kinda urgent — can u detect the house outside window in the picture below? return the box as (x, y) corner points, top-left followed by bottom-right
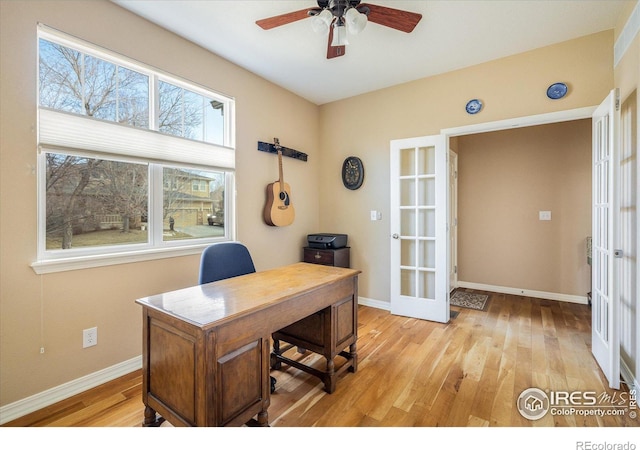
(34, 26), (236, 273)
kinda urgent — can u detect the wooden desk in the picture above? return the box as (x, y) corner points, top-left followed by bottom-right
(136, 262), (360, 427)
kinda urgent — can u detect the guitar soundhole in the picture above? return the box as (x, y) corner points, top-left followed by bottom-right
(280, 191), (290, 206)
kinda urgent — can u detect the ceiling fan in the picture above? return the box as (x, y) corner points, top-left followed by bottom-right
(256, 1), (422, 59)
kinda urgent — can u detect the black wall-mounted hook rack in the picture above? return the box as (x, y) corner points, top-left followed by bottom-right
(258, 140), (308, 162)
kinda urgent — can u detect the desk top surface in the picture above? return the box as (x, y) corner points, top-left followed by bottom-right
(136, 262), (360, 327)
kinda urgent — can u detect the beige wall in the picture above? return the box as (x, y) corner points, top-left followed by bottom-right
(2, 0), (638, 412)
(318, 31), (614, 304)
(0, 0), (320, 406)
(456, 120), (592, 296)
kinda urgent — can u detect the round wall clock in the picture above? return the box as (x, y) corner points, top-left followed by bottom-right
(342, 156), (364, 190)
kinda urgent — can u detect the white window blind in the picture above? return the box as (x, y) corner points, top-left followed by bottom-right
(39, 108), (235, 170)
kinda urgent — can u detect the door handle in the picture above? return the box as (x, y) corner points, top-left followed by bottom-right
(392, 233), (399, 239)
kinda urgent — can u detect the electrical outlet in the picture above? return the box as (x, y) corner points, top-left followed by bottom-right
(83, 327), (97, 348)
(539, 211), (552, 221)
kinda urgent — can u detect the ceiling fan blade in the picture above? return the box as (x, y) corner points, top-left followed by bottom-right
(327, 23), (346, 59)
(256, 8), (313, 30)
(359, 3), (422, 33)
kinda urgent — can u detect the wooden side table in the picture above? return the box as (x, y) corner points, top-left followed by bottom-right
(303, 246), (350, 268)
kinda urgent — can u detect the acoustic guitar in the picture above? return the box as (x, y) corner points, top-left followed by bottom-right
(264, 138), (295, 226)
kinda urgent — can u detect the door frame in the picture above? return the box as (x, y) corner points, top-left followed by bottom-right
(442, 106), (597, 138)
(449, 149), (458, 292)
(441, 105), (597, 291)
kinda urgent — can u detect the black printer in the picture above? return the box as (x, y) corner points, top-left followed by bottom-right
(307, 233), (348, 249)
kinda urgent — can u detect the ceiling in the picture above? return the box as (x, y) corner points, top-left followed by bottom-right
(113, 0), (631, 105)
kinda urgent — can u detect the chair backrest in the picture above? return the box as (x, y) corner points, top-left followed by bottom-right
(198, 242), (256, 285)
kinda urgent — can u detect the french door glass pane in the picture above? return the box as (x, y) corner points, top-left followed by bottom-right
(418, 209), (436, 238)
(400, 148), (415, 176)
(400, 179), (415, 206)
(418, 177), (435, 206)
(418, 146), (435, 175)
(401, 210), (415, 236)
(401, 269), (416, 296)
(420, 239), (436, 268)
(419, 270), (436, 299)
(401, 240), (415, 267)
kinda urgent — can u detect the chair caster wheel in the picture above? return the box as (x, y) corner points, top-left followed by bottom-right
(270, 376), (276, 393)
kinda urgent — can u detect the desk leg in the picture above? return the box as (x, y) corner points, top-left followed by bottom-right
(245, 411), (269, 427)
(271, 338), (282, 370)
(142, 406), (165, 427)
(348, 341), (357, 373)
(324, 358), (336, 394)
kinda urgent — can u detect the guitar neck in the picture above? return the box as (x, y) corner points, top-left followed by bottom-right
(277, 149), (285, 191)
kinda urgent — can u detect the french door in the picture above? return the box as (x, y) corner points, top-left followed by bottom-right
(591, 89), (620, 389)
(390, 135), (449, 323)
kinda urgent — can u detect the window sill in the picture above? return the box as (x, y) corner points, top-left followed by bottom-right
(31, 244), (210, 274)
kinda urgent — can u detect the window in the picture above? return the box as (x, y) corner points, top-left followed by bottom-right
(158, 81), (225, 145)
(34, 26), (235, 273)
(39, 39), (150, 127)
(45, 153), (149, 250)
(163, 168), (225, 242)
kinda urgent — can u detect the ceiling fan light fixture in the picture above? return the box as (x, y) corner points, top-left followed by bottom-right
(331, 22), (349, 46)
(311, 8), (333, 35)
(345, 7), (367, 35)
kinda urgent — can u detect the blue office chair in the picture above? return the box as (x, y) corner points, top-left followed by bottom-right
(198, 242), (256, 284)
(198, 242), (276, 393)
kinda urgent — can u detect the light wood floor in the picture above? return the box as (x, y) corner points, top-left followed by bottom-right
(5, 292), (638, 427)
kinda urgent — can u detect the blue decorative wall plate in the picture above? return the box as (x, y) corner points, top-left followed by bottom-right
(546, 82), (568, 99)
(465, 99), (483, 114)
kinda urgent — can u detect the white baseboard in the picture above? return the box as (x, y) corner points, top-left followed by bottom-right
(0, 356), (142, 425)
(457, 281), (589, 305)
(358, 296), (390, 311)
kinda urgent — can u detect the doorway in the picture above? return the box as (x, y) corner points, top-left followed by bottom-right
(443, 100), (637, 391)
(443, 107), (596, 302)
